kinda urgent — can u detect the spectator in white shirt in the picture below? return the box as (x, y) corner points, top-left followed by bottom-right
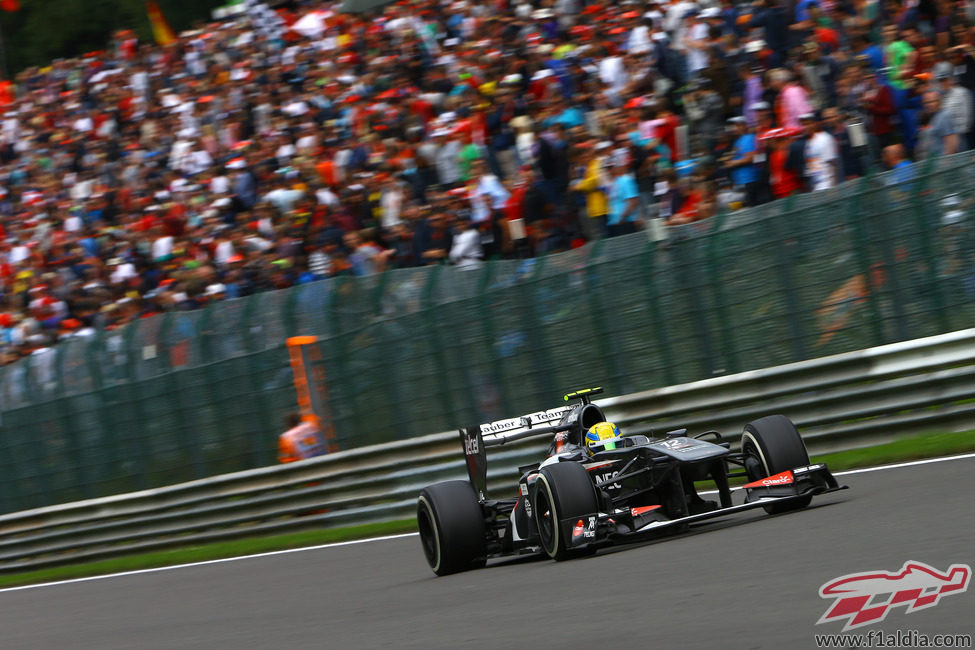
(152, 229), (175, 263)
(209, 173), (230, 195)
(316, 185), (340, 208)
(683, 10), (710, 78)
(598, 51), (628, 99)
(72, 109), (94, 134)
(380, 177), (405, 229)
(627, 17), (652, 55)
(937, 70), (973, 149)
(264, 176), (304, 214)
(434, 129), (462, 186)
(470, 159), (510, 223)
(449, 217), (484, 267)
(108, 258), (139, 285)
(802, 113), (839, 192)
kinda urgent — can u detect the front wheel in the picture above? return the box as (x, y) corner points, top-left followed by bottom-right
(741, 415), (812, 514)
(417, 481), (487, 576)
(532, 462), (600, 561)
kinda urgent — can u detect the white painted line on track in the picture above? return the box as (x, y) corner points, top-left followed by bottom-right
(1, 451), (973, 594)
(0, 533), (418, 594)
(832, 451), (975, 476)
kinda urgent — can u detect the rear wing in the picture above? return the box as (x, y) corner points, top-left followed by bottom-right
(459, 406), (575, 500)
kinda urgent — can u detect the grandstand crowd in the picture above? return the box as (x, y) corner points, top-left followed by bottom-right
(0, 0), (973, 362)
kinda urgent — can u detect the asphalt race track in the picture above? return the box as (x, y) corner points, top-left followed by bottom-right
(0, 455), (972, 649)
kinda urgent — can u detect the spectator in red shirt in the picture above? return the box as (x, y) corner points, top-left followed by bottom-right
(767, 129), (804, 199)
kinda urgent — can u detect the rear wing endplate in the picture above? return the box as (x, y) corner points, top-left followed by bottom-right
(458, 406), (575, 499)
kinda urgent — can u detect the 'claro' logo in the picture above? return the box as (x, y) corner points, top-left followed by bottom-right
(743, 470), (795, 489)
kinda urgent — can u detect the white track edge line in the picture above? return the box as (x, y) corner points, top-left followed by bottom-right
(0, 533), (419, 594)
(1, 451), (973, 594)
(832, 451), (975, 475)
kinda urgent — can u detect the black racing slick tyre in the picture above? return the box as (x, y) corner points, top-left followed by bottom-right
(741, 415), (812, 514)
(417, 481), (487, 576)
(532, 462), (600, 561)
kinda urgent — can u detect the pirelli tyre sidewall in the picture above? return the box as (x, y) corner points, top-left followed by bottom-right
(741, 415), (813, 514)
(532, 461), (599, 561)
(417, 481), (487, 576)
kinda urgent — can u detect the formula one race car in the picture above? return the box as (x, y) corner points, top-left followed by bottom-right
(417, 388), (846, 576)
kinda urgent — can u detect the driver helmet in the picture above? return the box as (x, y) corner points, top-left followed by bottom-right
(585, 422), (620, 456)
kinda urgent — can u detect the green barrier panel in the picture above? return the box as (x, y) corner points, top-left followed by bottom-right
(477, 261), (516, 417)
(585, 239), (627, 394)
(642, 239), (677, 387)
(421, 266), (462, 427)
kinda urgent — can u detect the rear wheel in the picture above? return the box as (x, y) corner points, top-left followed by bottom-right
(532, 462), (600, 561)
(417, 481), (487, 576)
(741, 415), (812, 514)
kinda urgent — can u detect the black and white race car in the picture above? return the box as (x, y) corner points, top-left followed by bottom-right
(417, 388), (846, 576)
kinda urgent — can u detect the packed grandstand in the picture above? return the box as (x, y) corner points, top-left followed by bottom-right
(0, 0), (971, 363)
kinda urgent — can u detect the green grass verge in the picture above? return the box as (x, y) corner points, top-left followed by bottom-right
(2, 429), (974, 590)
(0, 519), (418, 590)
(811, 430), (975, 471)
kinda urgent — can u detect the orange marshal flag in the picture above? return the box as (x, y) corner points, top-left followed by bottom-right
(146, 0), (176, 45)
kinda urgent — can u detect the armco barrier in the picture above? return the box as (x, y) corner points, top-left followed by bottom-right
(1, 328), (974, 573)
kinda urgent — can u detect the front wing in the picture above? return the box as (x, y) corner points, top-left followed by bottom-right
(558, 463), (847, 548)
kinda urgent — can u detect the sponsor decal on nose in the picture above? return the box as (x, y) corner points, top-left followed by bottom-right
(743, 470), (794, 489)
